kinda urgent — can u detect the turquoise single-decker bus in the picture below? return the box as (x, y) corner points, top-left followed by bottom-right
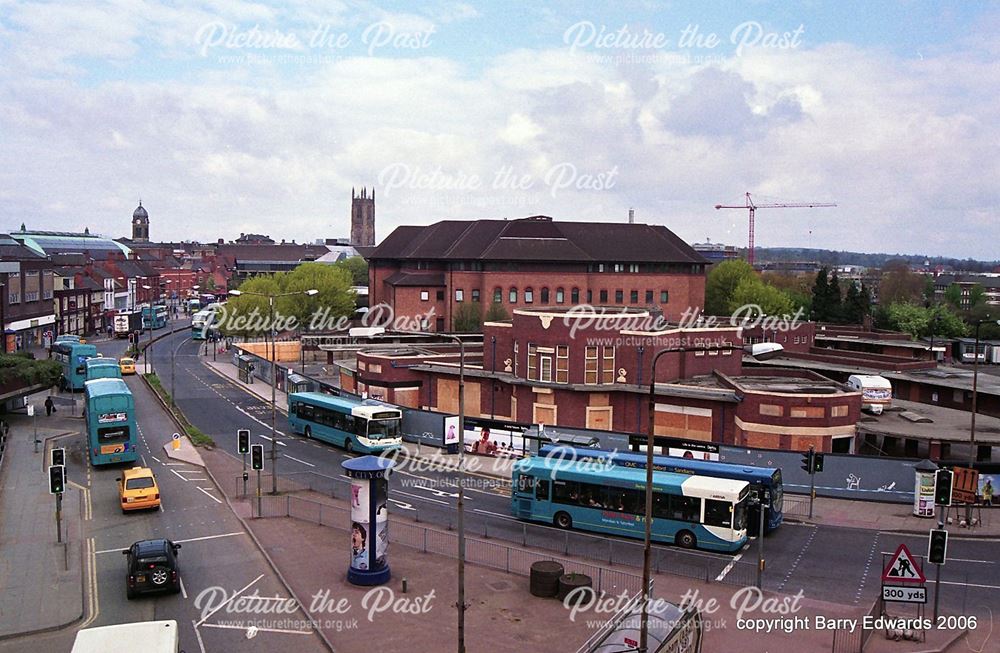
(84, 378), (138, 466)
(52, 342), (98, 391)
(191, 308), (219, 340)
(142, 305), (168, 330)
(511, 455), (750, 553)
(287, 392), (403, 454)
(84, 357), (122, 381)
(539, 444), (784, 532)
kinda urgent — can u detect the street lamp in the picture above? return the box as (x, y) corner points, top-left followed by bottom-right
(229, 287), (318, 495)
(142, 284), (153, 375)
(969, 318), (1000, 466)
(377, 330), (468, 653)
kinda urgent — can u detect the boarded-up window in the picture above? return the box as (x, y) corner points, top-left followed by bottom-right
(601, 346), (615, 384)
(791, 406), (825, 418)
(556, 346), (569, 383)
(831, 405), (849, 417)
(585, 346), (598, 385)
(759, 404), (783, 417)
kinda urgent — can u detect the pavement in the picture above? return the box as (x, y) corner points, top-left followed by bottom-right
(0, 394), (85, 640)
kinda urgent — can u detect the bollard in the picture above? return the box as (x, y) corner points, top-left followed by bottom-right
(402, 578), (408, 594)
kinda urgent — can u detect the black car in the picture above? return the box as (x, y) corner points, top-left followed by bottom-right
(123, 539), (182, 599)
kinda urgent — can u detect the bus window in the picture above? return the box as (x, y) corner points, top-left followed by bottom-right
(535, 479), (549, 501)
(367, 419), (399, 439)
(669, 496), (700, 523)
(516, 474), (534, 494)
(99, 427), (130, 442)
(703, 500), (733, 528)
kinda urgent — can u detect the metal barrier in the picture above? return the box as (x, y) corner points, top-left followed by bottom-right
(235, 470), (342, 498)
(831, 597), (880, 653)
(0, 421), (7, 470)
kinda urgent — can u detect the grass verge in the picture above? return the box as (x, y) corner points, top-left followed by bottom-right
(143, 372), (216, 447)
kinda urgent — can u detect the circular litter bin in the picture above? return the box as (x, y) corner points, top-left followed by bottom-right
(529, 561), (564, 597)
(557, 573), (594, 605)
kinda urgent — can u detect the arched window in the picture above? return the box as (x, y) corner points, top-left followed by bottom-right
(540, 287), (550, 303)
(509, 287), (518, 304)
(571, 287), (579, 304)
(524, 287), (534, 303)
(493, 287), (502, 303)
(556, 287), (565, 303)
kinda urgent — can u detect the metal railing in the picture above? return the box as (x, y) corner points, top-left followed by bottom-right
(0, 421), (8, 470)
(831, 596), (880, 653)
(235, 470), (342, 499)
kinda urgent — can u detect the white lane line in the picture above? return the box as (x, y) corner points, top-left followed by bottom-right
(197, 487), (223, 504)
(141, 454), (148, 467)
(170, 469), (189, 482)
(194, 574), (265, 628)
(777, 525), (817, 592)
(855, 533), (880, 605)
(200, 623), (313, 635)
(150, 455), (162, 463)
(938, 579), (1000, 589)
(179, 577), (188, 599)
(715, 545), (748, 582)
(394, 489), (449, 506)
(95, 531), (246, 555)
(164, 463), (187, 466)
(192, 620), (207, 653)
(283, 454), (315, 467)
(257, 434), (288, 447)
(473, 508), (518, 521)
(184, 477), (208, 481)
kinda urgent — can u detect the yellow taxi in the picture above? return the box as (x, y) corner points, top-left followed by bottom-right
(117, 467), (161, 513)
(119, 357), (136, 375)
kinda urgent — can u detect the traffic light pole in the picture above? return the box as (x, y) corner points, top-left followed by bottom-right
(242, 453), (248, 497)
(256, 470), (262, 518)
(55, 492), (62, 543)
(808, 446), (816, 518)
(756, 500), (766, 589)
(933, 562), (941, 622)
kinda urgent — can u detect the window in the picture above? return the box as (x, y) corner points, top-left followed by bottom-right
(527, 343), (537, 380)
(602, 346), (615, 384)
(645, 290), (653, 303)
(703, 500), (733, 528)
(586, 290), (592, 303)
(540, 288), (549, 303)
(513, 341), (519, 376)
(653, 494), (700, 522)
(660, 291), (669, 303)
(524, 287), (534, 303)
(630, 290), (639, 304)
(760, 404), (783, 417)
(599, 289), (608, 303)
(628, 264), (639, 273)
(25, 291), (39, 302)
(436, 290), (444, 301)
(8, 291), (19, 304)
(455, 289), (464, 302)
(535, 479), (549, 501)
(585, 346), (598, 384)
(471, 289), (480, 302)
(791, 406), (826, 419)
(831, 405), (849, 417)
(493, 287), (502, 303)
(509, 287), (518, 303)
(555, 288), (564, 303)
(420, 291), (429, 301)
(540, 355), (552, 383)
(613, 263), (624, 272)
(615, 289), (623, 304)
(571, 288), (579, 303)
(556, 346), (569, 383)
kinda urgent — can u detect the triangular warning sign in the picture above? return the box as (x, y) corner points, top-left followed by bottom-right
(881, 543), (926, 583)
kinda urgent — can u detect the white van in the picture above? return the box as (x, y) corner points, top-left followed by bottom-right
(72, 620), (180, 653)
(847, 375), (892, 414)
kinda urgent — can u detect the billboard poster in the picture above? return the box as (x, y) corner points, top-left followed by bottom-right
(350, 480), (370, 571)
(444, 415), (459, 445)
(979, 474), (997, 505)
(374, 477), (388, 569)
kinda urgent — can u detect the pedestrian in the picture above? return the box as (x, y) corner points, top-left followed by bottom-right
(44, 396), (54, 416)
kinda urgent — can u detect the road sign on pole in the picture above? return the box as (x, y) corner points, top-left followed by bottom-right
(882, 543), (926, 583)
(171, 432), (181, 451)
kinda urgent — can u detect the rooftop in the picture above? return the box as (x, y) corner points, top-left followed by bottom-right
(858, 398), (1000, 444)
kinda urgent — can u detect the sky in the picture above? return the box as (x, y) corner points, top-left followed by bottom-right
(1, 1), (998, 259)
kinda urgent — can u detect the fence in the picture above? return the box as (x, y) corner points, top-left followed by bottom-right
(0, 421), (8, 470)
(831, 596), (880, 652)
(234, 470), (343, 499)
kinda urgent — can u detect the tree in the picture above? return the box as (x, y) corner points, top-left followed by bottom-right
(843, 282), (862, 324)
(762, 272), (813, 315)
(202, 276), (216, 291)
(879, 260), (926, 305)
(335, 256), (369, 286)
(729, 277), (795, 316)
(705, 260), (755, 316)
(811, 268), (832, 321)
(827, 271), (844, 322)
(943, 284), (963, 310)
(928, 306), (966, 338)
(0, 353), (62, 388)
(887, 303), (930, 339)
(453, 302), (482, 332)
(485, 301), (509, 322)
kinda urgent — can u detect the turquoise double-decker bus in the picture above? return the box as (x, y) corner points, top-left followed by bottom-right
(84, 378), (138, 466)
(142, 305), (168, 330)
(511, 456), (750, 553)
(51, 342), (98, 391)
(84, 358), (122, 381)
(539, 444), (784, 532)
(287, 392), (403, 454)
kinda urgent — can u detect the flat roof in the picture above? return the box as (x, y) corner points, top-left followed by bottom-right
(816, 334), (931, 350)
(858, 398), (1000, 444)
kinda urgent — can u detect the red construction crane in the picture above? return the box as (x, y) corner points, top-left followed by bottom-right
(715, 192), (836, 266)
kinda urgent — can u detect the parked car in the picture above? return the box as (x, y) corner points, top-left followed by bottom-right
(117, 467), (161, 513)
(119, 357), (136, 375)
(123, 539), (181, 599)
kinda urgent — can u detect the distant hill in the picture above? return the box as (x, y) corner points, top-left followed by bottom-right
(753, 247), (999, 272)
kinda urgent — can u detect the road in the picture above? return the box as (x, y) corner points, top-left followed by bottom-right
(147, 328), (1000, 618)
(0, 326), (327, 653)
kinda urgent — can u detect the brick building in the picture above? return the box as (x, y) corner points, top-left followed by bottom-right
(0, 234), (56, 352)
(368, 215), (709, 331)
(341, 307), (861, 453)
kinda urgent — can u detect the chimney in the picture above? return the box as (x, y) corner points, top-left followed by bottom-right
(628, 208), (634, 224)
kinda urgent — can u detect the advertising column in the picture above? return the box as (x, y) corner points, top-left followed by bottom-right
(342, 455), (395, 586)
(913, 459), (938, 518)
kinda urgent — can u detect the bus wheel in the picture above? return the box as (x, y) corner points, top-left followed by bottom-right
(676, 530), (697, 549)
(304, 426), (312, 439)
(554, 512), (572, 529)
(344, 439), (353, 454)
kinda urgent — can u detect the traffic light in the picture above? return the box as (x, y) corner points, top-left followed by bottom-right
(237, 429), (250, 455)
(128, 332), (135, 343)
(251, 444), (264, 470)
(48, 465), (65, 494)
(934, 468), (953, 506)
(801, 449), (814, 473)
(928, 528), (948, 565)
(51, 447), (65, 467)
(813, 453), (824, 473)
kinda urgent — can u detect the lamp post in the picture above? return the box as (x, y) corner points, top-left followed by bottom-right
(969, 318), (1000, 467)
(641, 343), (742, 652)
(142, 284), (153, 375)
(379, 330), (467, 653)
(229, 288), (318, 495)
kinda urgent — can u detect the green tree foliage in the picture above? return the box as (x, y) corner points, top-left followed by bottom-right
(810, 268), (833, 321)
(484, 301), (509, 322)
(453, 302), (483, 332)
(943, 284), (963, 310)
(705, 260), (755, 316)
(842, 282), (873, 324)
(218, 263), (355, 337)
(885, 304), (967, 339)
(335, 257), (369, 286)
(827, 271), (844, 322)
(729, 277), (795, 316)
(202, 276), (216, 291)
(928, 307), (967, 338)
(762, 272), (812, 315)
(0, 353), (62, 388)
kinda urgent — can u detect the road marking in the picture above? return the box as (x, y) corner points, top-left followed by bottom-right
(257, 434), (288, 447)
(192, 620), (207, 653)
(938, 579), (1000, 589)
(151, 454), (162, 463)
(855, 533), (880, 604)
(715, 544), (748, 582)
(170, 469), (190, 482)
(197, 487), (223, 504)
(389, 499), (415, 511)
(195, 574), (265, 628)
(79, 538), (100, 628)
(777, 525), (817, 592)
(141, 454), (148, 466)
(179, 576), (188, 599)
(473, 508), (518, 521)
(283, 454), (316, 467)
(395, 489), (450, 506)
(164, 462), (187, 466)
(96, 531), (246, 554)
(200, 623), (314, 635)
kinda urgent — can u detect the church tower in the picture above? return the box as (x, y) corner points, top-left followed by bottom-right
(350, 187), (375, 247)
(132, 201), (149, 242)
